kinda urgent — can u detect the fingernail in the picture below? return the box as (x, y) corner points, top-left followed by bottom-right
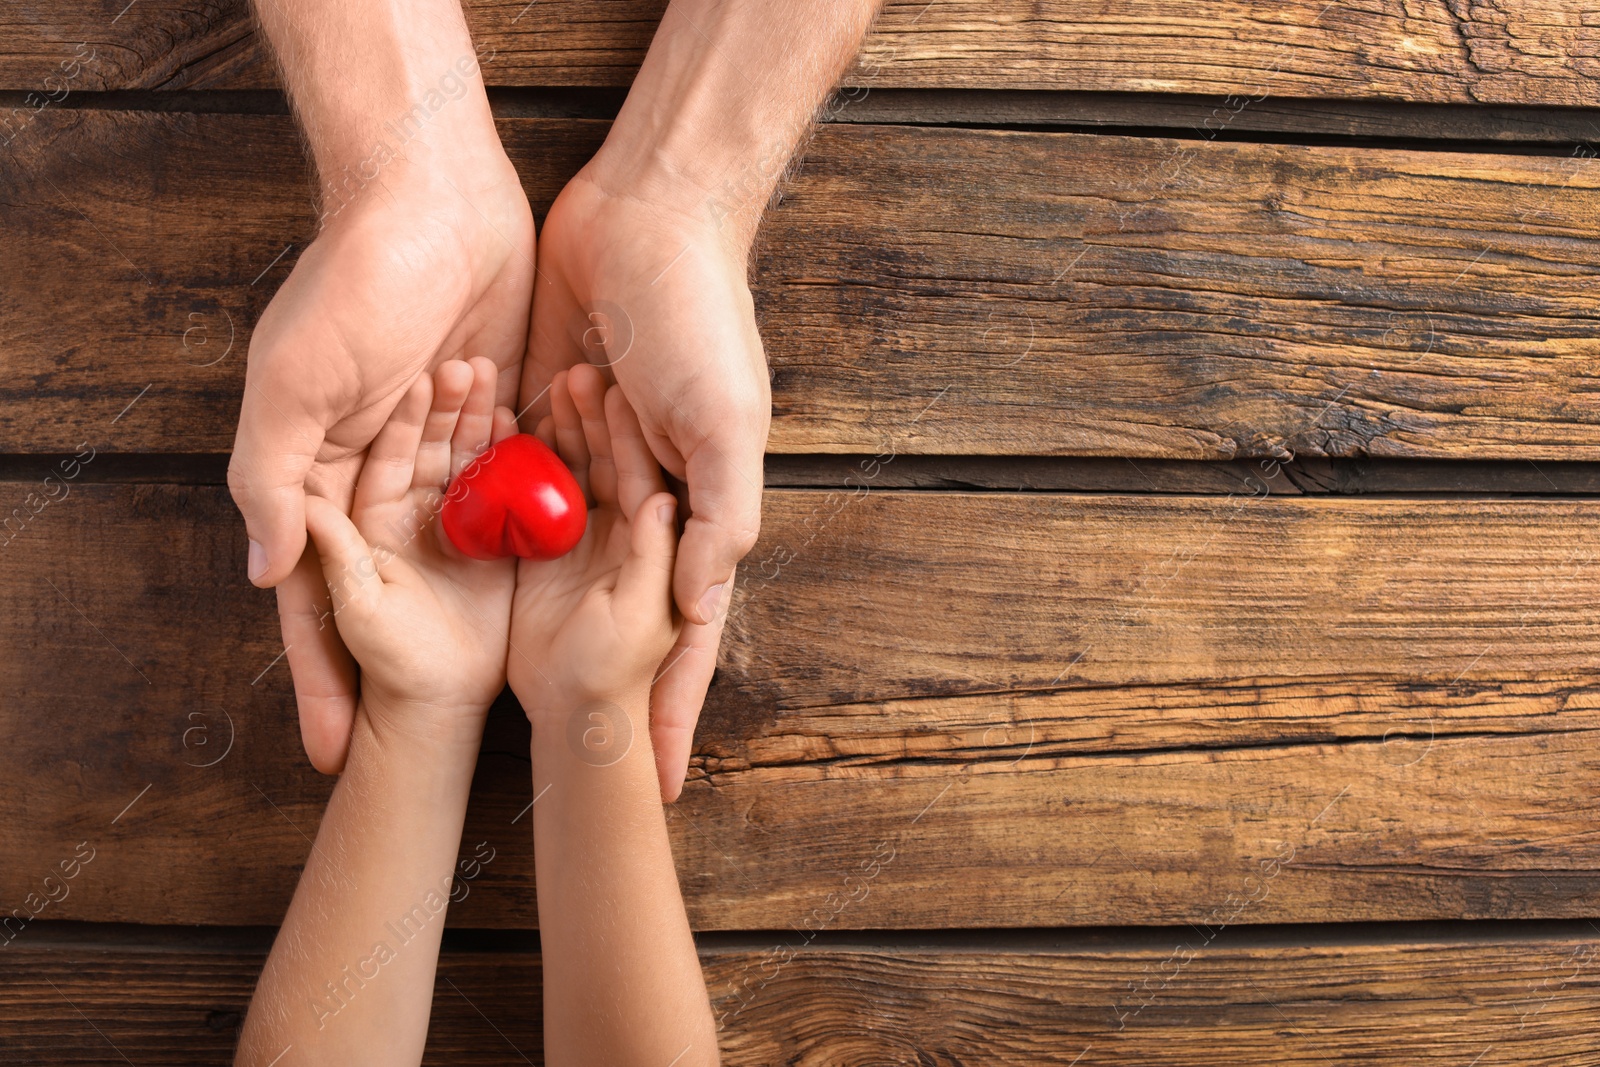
(247, 539), (268, 582)
(657, 501), (675, 525)
(697, 582), (725, 623)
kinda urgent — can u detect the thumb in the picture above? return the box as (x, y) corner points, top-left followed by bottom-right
(613, 493), (681, 630)
(675, 446), (764, 626)
(304, 495), (383, 628)
(229, 378), (326, 588)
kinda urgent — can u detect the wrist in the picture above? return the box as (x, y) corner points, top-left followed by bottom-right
(304, 123), (531, 314)
(256, 0), (506, 226)
(582, 0), (880, 254)
(355, 689), (489, 773)
(309, 77), (511, 234)
(528, 693), (656, 776)
(513, 678), (653, 728)
(582, 14), (805, 254)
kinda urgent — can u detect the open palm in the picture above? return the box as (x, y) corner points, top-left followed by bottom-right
(521, 173), (769, 794)
(234, 170), (535, 773)
(508, 364), (682, 717)
(305, 358), (517, 731)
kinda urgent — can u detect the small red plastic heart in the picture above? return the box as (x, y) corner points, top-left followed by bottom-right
(441, 434), (587, 561)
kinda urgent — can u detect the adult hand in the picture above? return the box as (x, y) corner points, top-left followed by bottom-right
(523, 169), (769, 801)
(234, 0), (536, 774)
(522, 0), (882, 801)
(231, 155), (534, 773)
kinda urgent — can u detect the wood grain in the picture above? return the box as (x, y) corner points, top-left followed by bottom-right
(5, 111), (1600, 459)
(3, 484), (1599, 929)
(714, 491), (1600, 708)
(3, 927), (1598, 1064)
(4, 1), (1600, 104)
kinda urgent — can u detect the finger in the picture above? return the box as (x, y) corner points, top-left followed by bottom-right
(229, 374), (326, 589)
(354, 375), (432, 512)
(533, 414), (557, 452)
(613, 492), (680, 634)
(642, 424), (688, 484)
(571, 365), (618, 511)
(550, 370), (592, 502)
(491, 405), (519, 445)
(305, 494), (385, 626)
(648, 604), (725, 803)
(416, 360), (473, 490)
(305, 452), (362, 515)
(451, 356), (499, 478)
(275, 545), (359, 775)
(605, 385), (668, 519)
(676, 444), (765, 625)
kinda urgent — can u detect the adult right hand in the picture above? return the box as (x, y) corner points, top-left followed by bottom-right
(521, 170), (769, 802)
(230, 153), (534, 773)
(517, 0), (883, 801)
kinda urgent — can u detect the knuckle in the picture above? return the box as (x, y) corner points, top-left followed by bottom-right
(225, 458), (255, 511)
(720, 514), (762, 558)
(717, 377), (771, 427)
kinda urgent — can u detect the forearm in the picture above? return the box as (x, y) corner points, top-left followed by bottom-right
(250, 0), (503, 213)
(237, 703), (481, 1066)
(589, 0), (884, 251)
(529, 695), (717, 1067)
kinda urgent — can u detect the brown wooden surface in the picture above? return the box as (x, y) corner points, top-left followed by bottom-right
(6, 112), (1600, 460)
(3, 926), (1599, 1064)
(6, 11), (1600, 1051)
(5, 1), (1600, 105)
(3, 482), (1598, 929)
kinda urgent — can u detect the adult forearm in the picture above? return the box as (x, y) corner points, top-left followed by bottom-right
(237, 705), (481, 1066)
(588, 0), (883, 252)
(529, 698), (717, 1067)
(250, 0), (501, 213)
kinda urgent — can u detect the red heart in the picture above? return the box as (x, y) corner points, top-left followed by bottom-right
(441, 434), (587, 560)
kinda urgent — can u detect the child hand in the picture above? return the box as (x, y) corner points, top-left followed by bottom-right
(507, 363), (682, 717)
(305, 357), (518, 741)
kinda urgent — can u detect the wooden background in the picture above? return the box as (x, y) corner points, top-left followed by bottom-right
(4, 1), (1600, 1062)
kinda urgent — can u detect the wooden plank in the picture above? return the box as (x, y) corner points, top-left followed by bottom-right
(0, 934), (544, 1065)
(4, 926), (1599, 1063)
(4, 1), (1600, 105)
(6, 112), (1600, 460)
(714, 492), (1600, 708)
(3, 484), (1600, 928)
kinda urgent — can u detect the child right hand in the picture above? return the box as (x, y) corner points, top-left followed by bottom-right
(304, 357), (518, 748)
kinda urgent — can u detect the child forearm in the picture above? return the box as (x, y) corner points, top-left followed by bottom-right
(529, 695), (719, 1067)
(236, 703), (481, 1067)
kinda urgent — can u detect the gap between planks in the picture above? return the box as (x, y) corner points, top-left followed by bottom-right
(8, 454), (1600, 496)
(14, 917), (1600, 955)
(4, 87), (1598, 150)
